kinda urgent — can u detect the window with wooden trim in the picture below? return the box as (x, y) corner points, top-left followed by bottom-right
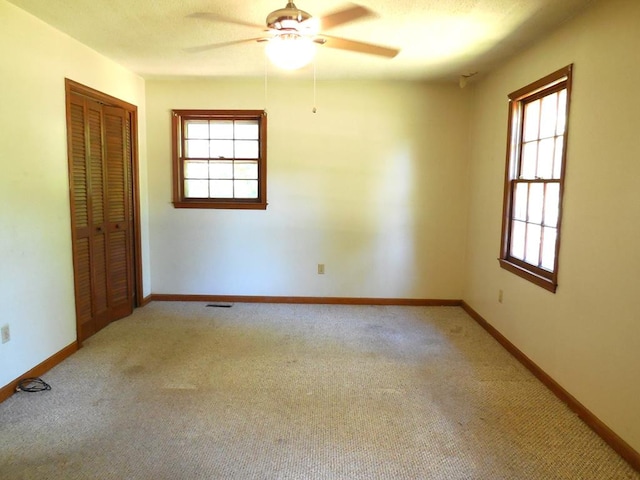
(172, 110), (267, 209)
(499, 65), (573, 293)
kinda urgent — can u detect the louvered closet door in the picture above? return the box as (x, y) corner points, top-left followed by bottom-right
(103, 105), (134, 321)
(69, 95), (93, 339)
(68, 94), (134, 342)
(87, 98), (111, 331)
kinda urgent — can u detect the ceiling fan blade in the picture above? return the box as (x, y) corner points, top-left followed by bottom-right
(184, 38), (265, 54)
(187, 12), (263, 30)
(320, 35), (399, 58)
(319, 4), (374, 30)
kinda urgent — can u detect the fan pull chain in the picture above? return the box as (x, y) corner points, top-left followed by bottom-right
(312, 58), (317, 114)
(264, 52), (269, 114)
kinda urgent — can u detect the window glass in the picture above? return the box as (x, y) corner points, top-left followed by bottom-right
(185, 179), (208, 198)
(544, 184), (560, 227)
(185, 160), (209, 179)
(523, 99), (540, 142)
(235, 180), (258, 198)
(210, 180), (233, 198)
(210, 121), (233, 139)
(553, 137), (564, 179)
(210, 140), (233, 159)
(541, 227), (557, 271)
(185, 140), (209, 158)
(525, 224), (542, 265)
(521, 142), (538, 179)
(540, 93), (558, 139)
(235, 121), (259, 139)
(235, 161), (258, 180)
(186, 120), (209, 139)
(511, 220), (526, 260)
(235, 140), (259, 159)
(514, 183), (528, 221)
(210, 160), (233, 179)
(556, 90), (567, 135)
(527, 183), (544, 225)
(537, 138), (555, 179)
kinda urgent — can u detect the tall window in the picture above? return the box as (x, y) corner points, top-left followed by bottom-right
(172, 110), (267, 209)
(499, 65), (573, 292)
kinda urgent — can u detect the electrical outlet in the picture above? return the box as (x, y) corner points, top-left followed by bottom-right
(498, 290), (504, 304)
(317, 264), (325, 275)
(1, 324), (9, 344)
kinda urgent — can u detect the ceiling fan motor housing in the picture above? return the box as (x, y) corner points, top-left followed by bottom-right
(266, 1), (312, 30)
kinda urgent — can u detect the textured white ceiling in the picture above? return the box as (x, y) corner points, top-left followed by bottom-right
(7, 0), (595, 81)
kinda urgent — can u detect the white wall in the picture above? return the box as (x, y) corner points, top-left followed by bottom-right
(464, 0), (640, 452)
(0, 0), (149, 389)
(146, 79), (470, 299)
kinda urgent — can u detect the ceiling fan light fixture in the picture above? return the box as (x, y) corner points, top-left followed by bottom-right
(266, 33), (316, 70)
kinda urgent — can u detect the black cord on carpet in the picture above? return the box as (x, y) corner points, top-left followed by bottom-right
(15, 377), (51, 393)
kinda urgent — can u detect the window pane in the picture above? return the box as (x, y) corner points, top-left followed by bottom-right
(521, 142), (538, 179)
(541, 227), (557, 271)
(235, 180), (258, 199)
(185, 139), (209, 158)
(511, 220), (526, 260)
(553, 136), (564, 179)
(544, 183), (560, 227)
(210, 180), (233, 198)
(537, 138), (555, 179)
(514, 183), (528, 221)
(556, 90), (567, 135)
(235, 161), (258, 180)
(210, 140), (234, 159)
(184, 160), (209, 179)
(528, 183), (544, 225)
(184, 179), (209, 198)
(210, 160), (233, 179)
(210, 121), (233, 139)
(235, 120), (259, 140)
(523, 99), (540, 142)
(525, 223), (541, 266)
(185, 120), (209, 139)
(539, 92), (558, 139)
(235, 140), (259, 159)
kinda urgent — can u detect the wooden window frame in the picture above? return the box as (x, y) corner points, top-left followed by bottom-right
(171, 109), (268, 210)
(499, 65), (573, 293)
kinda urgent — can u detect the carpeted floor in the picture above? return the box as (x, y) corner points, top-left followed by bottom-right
(0, 302), (638, 479)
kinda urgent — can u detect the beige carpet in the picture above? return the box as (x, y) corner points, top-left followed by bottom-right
(0, 302), (637, 479)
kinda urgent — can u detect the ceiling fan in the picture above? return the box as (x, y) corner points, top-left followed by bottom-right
(187, 2), (400, 70)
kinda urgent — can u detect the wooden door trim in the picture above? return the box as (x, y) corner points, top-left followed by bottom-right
(65, 79), (144, 339)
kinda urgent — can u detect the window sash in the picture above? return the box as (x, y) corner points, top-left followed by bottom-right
(506, 179), (560, 278)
